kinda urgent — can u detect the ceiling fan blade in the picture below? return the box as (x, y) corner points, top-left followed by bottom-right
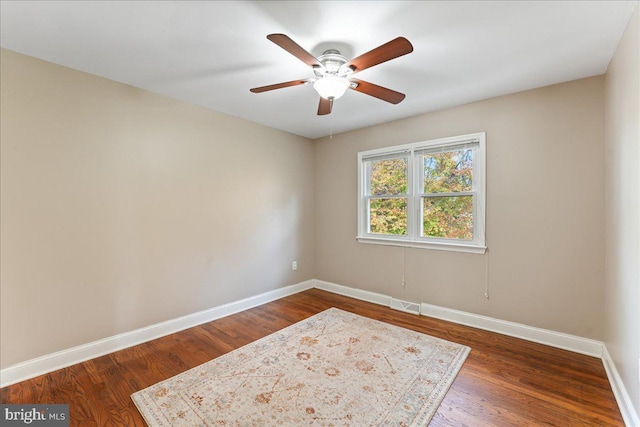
(343, 37), (413, 73)
(350, 78), (406, 104)
(250, 79), (309, 93)
(317, 97), (333, 115)
(267, 34), (323, 68)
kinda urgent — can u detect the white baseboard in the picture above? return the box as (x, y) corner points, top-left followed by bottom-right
(310, 280), (603, 358)
(0, 280), (314, 388)
(420, 302), (603, 357)
(602, 346), (640, 427)
(312, 279), (392, 307)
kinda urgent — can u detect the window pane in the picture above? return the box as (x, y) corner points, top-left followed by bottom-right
(423, 196), (473, 240)
(368, 158), (407, 196)
(369, 198), (407, 235)
(423, 149), (473, 193)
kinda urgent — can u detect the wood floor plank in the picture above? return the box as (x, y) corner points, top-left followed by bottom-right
(0, 288), (624, 426)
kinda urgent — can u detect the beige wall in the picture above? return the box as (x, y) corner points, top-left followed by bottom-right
(0, 49), (315, 368)
(604, 4), (640, 419)
(314, 76), (605, 340)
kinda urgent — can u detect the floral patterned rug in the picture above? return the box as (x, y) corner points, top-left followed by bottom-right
(131, 308), (470, 426)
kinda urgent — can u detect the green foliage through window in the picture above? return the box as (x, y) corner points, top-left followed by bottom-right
(423, 196), (473, 239)
(369, 158), (407, 196)
(369, 198), (407, 235)
(423, 149), (473, 193)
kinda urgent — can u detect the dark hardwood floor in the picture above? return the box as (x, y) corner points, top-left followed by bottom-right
(1, 289), (623, 426)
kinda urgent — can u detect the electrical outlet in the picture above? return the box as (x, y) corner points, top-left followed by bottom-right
(292, 261), (297, 271)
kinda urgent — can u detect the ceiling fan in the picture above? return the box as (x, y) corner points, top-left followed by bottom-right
(250, 34), (413, 115)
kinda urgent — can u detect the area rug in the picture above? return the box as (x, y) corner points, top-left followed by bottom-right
(131, 307), (470, 426)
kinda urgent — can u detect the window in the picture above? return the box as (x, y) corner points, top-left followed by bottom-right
(357, 133), (486, 253)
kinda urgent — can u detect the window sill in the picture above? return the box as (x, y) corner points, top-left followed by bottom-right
(356, 236), (487, 254)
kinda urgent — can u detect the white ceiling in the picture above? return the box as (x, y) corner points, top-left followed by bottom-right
(1, 1), (637, 139)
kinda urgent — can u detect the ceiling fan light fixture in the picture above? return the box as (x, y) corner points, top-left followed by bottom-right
(313, 75), (350, 100)
(251, 34), (413, 115)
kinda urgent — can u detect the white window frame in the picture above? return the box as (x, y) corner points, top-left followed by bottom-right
(357, 132), (486, 254)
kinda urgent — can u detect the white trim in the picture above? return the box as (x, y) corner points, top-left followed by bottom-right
(602, 346), (640, 427)
(356, 236), (487, 254)
(311, 279), (391, 307)
(420, 302), (603, 357)
(357, 132), (486, 253)
(0, 280), (314, 388)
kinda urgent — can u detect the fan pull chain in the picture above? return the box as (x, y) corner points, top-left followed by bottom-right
(329, 115), (334, 139)
(402, 245), (406, 290)
(484, 249), (490, 299)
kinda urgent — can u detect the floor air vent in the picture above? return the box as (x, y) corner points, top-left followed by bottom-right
(390, 298), (421, 315)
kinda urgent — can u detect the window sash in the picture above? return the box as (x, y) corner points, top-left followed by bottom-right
(416, 144), (478, 242)
(419, 191), (475, 198)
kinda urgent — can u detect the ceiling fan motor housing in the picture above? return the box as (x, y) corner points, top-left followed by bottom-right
(314, 49), (351, 77)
